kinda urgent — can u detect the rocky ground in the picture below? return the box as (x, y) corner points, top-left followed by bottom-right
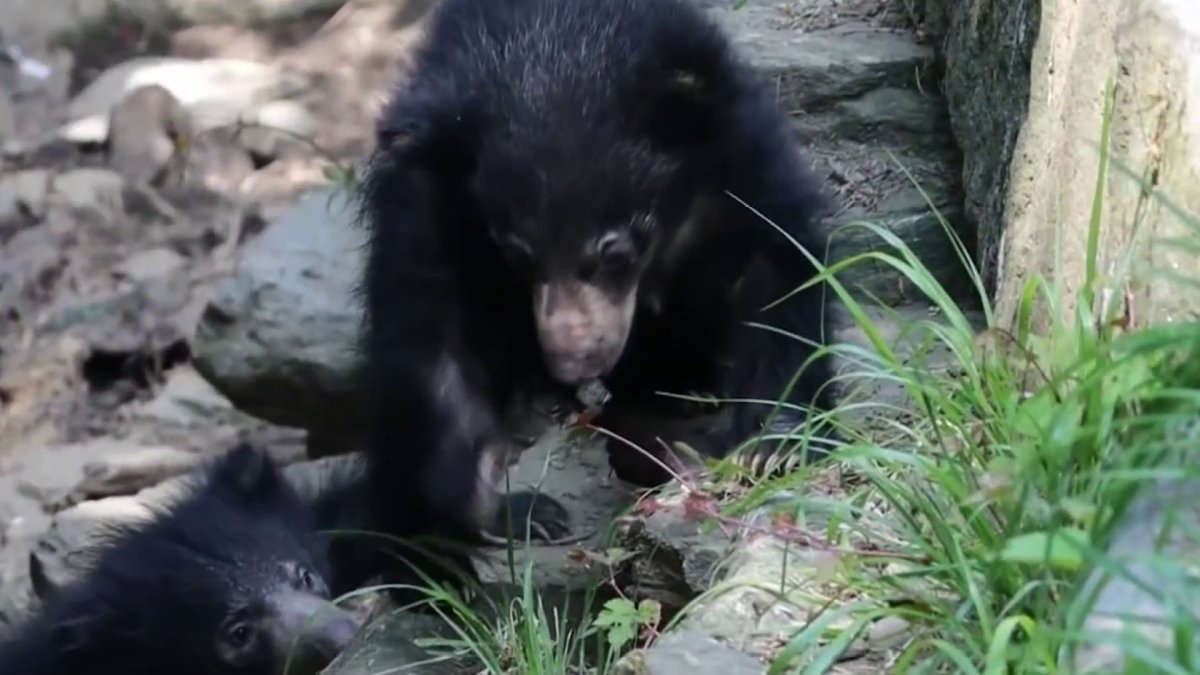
(0, 0), (982, 672)
(0, 0), (431, 623)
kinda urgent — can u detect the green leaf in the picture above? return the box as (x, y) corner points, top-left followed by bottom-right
(636, 599), (661, 624)
(1000, 528), (1090, 572)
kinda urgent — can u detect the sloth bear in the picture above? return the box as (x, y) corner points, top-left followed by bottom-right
(356, 0), (839, 589)
(0, 445), (360, 675)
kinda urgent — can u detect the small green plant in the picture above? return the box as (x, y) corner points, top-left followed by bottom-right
(592, 597), (663, 653)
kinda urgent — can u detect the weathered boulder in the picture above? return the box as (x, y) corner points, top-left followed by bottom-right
(0, 169), (54, 220)
(0, 437), (191, 606)
(1004, 0), (1200, 327)
(923, 0), (1200, 327)
(624, 492), (845, 663)
(915, 0), (1039, 296)
(29, 492), (157, 598)
(191, 185), (365, 437)
(610, 485), (913, 669)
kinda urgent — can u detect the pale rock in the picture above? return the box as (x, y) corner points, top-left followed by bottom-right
(106, 84), (193, 186)
(70, 446), (202, 502)
(237, 157), (331, 216)
(182, 135), (258, 195)
(167, 0), (349, 26)
(0, 1), (345, 50)
(135, 366), (235, 427)
(0, 83), (16, 144)
(51, 168), (127, 213)
(244, 99), (317, 138)
(0, 169), (53, 219)
(2, 439), (139, 512)
(237, 99), (318, 161)
(114, 247), (188, 283)
(29, 495), (155, 598)
(59, 57), (310, 144)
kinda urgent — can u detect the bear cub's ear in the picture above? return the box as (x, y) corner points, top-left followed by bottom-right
(376, 105), (484, 177)
(212, 442), (287, 505)
(640, 64), (722, 149)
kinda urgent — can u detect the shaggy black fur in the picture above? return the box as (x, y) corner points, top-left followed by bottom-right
(0, 445), (360, 675)
(356, 0), (839, 594)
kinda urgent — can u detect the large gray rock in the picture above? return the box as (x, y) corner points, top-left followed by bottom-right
(623, 491), (844, 663)
(615, 630), (765, 675)
(610, 484), (913, 668)
(1065, 476), (1200, 672)
(192, 186), (365, 434)
(915, 0), (1039, 297)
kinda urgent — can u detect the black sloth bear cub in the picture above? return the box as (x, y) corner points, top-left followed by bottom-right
(356, 0), (839, 590)
(0, 445), (360, 675)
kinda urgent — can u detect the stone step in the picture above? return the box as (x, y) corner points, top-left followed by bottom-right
(700, 0), (936, 109)
(698, 0), (970, 305)
(795, 87), (954, 152)
(813, 142), (967, 305)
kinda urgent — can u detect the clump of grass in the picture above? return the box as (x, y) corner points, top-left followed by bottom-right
(349, 549), (640, 674)
(731, 75), (1200, 673)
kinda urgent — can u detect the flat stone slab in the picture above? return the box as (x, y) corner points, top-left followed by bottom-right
(699, 0), (934, 108)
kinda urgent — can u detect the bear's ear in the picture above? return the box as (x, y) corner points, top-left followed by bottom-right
(376, 105), (483, 178)
(635, 39), (730, 151)
(212, 442), (285, 504)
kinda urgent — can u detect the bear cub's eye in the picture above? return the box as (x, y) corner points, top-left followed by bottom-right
(226, 623), (253, 649)
(595, 231), (636, 272)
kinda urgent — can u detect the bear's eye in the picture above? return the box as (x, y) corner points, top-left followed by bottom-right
(227, 623), (252, 648)
(218, 607), (261, 661)
(595, 231), (636, 273)
(218, 617), (260, 663)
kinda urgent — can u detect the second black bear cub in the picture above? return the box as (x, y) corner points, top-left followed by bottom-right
(357, 0), (838, 582)
(0, 445), (359, 675)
